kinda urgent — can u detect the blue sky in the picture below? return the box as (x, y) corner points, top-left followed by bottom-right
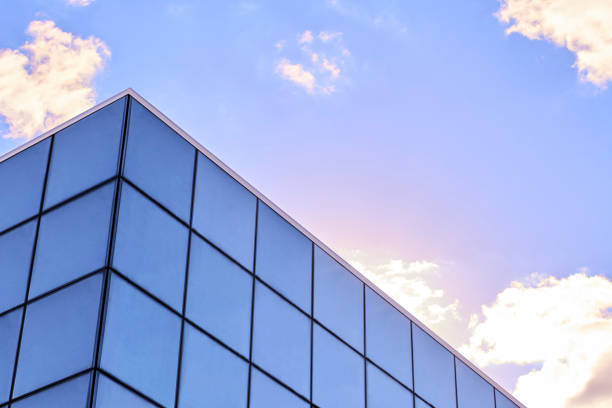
(2, 1), (612, 406)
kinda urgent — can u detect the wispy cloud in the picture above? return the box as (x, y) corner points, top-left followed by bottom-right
(0, 20), (110, 139)
(67, 0), (94, 6)
(275, 59), (316, 93)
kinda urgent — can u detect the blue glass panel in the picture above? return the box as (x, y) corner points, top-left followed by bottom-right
(367, 362), (414, 408)
(123, 100), (194, 221)
(255, 202), (311, 313)
(0, 139), (49, 232)
(192, 154), (256, 270)
(313, 324), (364, 408)
(178, 324), (248, 408)
(456, 358), (494, 408)
(0, 308), (22, 403)
(44, 98), (125, 208)
(249, 368), (309, 408)
(365, 287), (412, 387)
(495, 389), (519, 408)
(100, 274), (181, 407)
(415, 397), (430, 408)
(412, 324), (456, 408)
(0, 221), (35, 312)
(30, 184), (113, 298)
(95, 374), (155, 408)
(313, 246), (363, 352)
(113, 183), (188, 311)
(186, 234), (251, 356)
(252, 283), (310, 397)
(13, 274), (102, 397)
(12, 373), (90, 408)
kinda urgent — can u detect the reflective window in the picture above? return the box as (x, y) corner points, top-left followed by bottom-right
(252, 283), (310, 397)
(367, 362), (414, 408)
(249, 368), (309, 408)
(30, 184), (113, 298)
(415, 397), (430, 408)
(0, 221), (35, 313)
(123, 100), (194, 221)
(0, 138), (49, 232)
(456, 358), (494, 408)
(13, 274), (102, 397)
(186, 234), (251, 357)
(11, 373), (90, 408)
(44, 97), (125, 208)
(313, 324), (364, 408)
(178, 324), (248, 408)
(94, 373), (155, 408)
(412, 324), (456, 408)
(313, 246), (363, 352)
(100, 274), (181, 407)
(495, 389), (519, 408)
(365, 287), (412, 387)
(0, 308), (22, 403)
(255, 202), (312, 313)
(192, 154), (256, 270)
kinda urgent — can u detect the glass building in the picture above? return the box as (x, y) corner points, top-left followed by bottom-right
(0, 89), (525, 408)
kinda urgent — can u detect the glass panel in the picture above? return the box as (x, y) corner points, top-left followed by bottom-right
(0, 221), (35, 313)
(415, 396), (431, 408)
(367, 362), (414, 408)
(192, 154), (256, 270)
(11, 373), (90, 408)
(123, 100), (194, 221)
(252, 282), (310, 397)
(44, 97), (125, 208)
(100, 274), (181, 407)
(113, 183), (188, 311)
(94, 373), (155, 408)
(313, 246), (363, 352)
(186, 234), (251, 357)
(249, 368), (309, 408)
(30, 184), (113, 298)
(255, 202), (312, 313)
(495, 389), (519, 408)
(0, 138), (49, 232)
(412, 324), (456, 408)
(178, 324), (248, 408)
(365, 287), (412, 387)
(312, 324), (364, 408)
(0, 308), (22, 404)
(456, 358), (494, 408)
(13, 274), (102, 397)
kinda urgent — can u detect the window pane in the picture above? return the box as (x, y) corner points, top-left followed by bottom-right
(13, 274), (102, 397)
(0, 308), (22, 404)
(113, 183), (188, 311)
(44, 97), (125, 209)
(192, 154), (256, 270)
(0, 138), (49, 232)
(178, 324), (248, 408)
(495, 389), (519, 408)
(249, 368), (309, 408)
(186, 234), (251, 357)
(255, 202), (311, 313)
(313, 324), (364, 408)
(100, 274), (181, 407)
(94, 373), (155, 408)
(0, 221), (35, 313)
(30, 184), (114, 298)
(367, 362), (414, 408)
(456, 358), (494, 408)
(11, 373), (90, 408)
(252, 283), (310, 397)
(123, 100), (194, 221)
(415, 396), (430, 408)
(313, 246), (363, 352)
(412, 324), (456, 408)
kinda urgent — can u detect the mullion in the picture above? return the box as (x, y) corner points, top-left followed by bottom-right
(246, 199), (259, 408)
(7, 368), (93, 406)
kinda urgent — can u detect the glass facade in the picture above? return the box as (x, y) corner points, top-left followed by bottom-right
(0, 92), (523, 408)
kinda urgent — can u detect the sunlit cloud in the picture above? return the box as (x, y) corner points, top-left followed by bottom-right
(67, 0), (94, 6)
(299, 30), (314, 44)
(275, 59), (315, 93)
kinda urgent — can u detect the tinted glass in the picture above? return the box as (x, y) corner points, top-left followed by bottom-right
(0, 221), (35, 312)
(44, 97), (125, 208)
(313, 246), (363, 352)
(13, 274), (102, 397)
(94, 373), (155, 408)
(367, 362), (414, 408)
(456, 358), (494, 408)
(192, 154), (256, 270)
(412, 324), (456, 408)
(100, 274), (181, 407)
(123, 100), (194, 221)
(255, 202), (312, 313)
(186, 234), (252, 356)
(0, 308), (22, 403)
(365, 287), (412, 387)
(113, 183), (188, 311)
(312, 324), (364, 408)
(415, 397), (430, 408)
(252, 283), (310, 397)
(0, 138), (49, 232)
(249, 368), (309, 408)
(30, 184), (113, 298)
(12, 373), (90, 408)
(178, 324), (248, 408)
(495, 389), (520, 408)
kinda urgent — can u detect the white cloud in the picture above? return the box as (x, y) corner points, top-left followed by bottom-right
(67, 0), (94, 6)
(0, 20), (110, 140)
(318, 31), (342, 42)
(496, 0), (612, 87)
(275, 59), (315, 93)
(299, 30), (313, 44)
